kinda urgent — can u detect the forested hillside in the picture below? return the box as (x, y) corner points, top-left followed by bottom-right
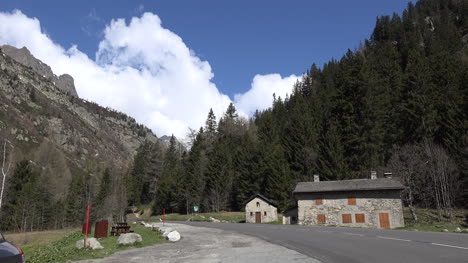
(0, 46), (161, 232)
(125, 0), (467, 214)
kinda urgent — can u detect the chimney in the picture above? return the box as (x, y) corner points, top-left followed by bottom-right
(370, 171), (377, 179)
(384, 172), (392, 178)
(313, 174), (320, 182)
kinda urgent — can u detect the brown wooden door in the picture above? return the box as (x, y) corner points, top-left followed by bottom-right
(317, 214), (326, 224)
(379, 213), (390, 229)
(255, 212), (261, 223)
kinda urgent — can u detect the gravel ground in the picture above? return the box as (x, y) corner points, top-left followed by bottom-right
(74, 223), (319, 263)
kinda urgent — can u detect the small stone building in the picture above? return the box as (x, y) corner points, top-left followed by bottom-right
(282, 207), (298, 225)
(293, 175), (405, 229)
(244, 194), (278, 223)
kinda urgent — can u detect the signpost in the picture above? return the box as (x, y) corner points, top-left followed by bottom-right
(193, 206), (199, 212)
(162, 208), (166, 226)
(84, 204), (91, 248)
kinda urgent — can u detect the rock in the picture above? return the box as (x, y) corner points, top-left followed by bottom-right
(160, 227), (173, 237)
(209, 217), (220, 223)
(442, 229), (449, 232)
(132, 221), (137, 225)
(166, 231), (181, 242)
(454, 227), (462, 233)
(76, 238), (104, 250)
(117, 233), (142, 245)
(56, 74), (78, 97)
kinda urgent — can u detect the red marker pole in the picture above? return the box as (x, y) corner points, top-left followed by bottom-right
(84, 205), (91, 247)
(162, 208), (166, 226)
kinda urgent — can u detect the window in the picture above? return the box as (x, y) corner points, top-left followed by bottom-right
(315, 197), (323, 205)
(317, 214), (326, 224)
(347, 196), (356, 205)
(250, 212), (253, 216)
(264, 211), (267, 216)
(256, 202), (260, 207)
(355, 213), (365, 223)
(342, 214), (352, 223)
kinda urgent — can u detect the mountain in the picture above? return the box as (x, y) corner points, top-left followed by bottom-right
(0, 45), (159, 200)
(1, 45), (79, 97)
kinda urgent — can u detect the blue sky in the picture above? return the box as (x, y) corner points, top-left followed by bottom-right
(0, 0), (411, 137)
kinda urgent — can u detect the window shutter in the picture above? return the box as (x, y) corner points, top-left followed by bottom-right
(316, 198), (323, 205)
(355, 213), (365, 223)
(347, 197), (356, 205)
(342, 214), (352, 223)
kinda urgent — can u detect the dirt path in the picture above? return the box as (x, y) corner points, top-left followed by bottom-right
(75, 223), (319, 263)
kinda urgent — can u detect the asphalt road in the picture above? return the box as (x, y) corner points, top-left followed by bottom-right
(75, 223), (318, 263)
(181, 222), (468, 263)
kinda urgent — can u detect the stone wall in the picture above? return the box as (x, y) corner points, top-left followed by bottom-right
(245, 197), (278, 223)
(296, 190), (404, 228)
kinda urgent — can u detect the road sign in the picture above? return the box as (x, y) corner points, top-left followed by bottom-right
(193, 206), (199, 212)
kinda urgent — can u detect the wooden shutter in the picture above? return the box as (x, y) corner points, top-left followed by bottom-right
(355, 213), (365, 223)
(342, 214), (352, 223)
(317, 214), (326, 224)
(315, 197), (323, 205)
(347, 196), (356, 205)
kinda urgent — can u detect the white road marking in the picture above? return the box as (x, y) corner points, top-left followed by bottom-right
(376, 236), (411, 242)
(343, 232), (364, 236)
(431, 243), (468, 250)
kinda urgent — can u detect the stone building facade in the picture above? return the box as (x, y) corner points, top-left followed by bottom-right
(293, 176), (405, 229)
(244, 194), (278, 223)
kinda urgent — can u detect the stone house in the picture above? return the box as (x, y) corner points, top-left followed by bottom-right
(244, 194), (278, 223)
(282, 207), (298, 225)
(293, 174), (405, 229)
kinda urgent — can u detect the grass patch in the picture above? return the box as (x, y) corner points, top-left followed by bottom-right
(23, 225), (165, 263)
(4, 228), (79, 250)
(128, 211), (245, 223)
(396, 208), (468, 233)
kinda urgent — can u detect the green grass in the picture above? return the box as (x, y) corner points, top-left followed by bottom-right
(4, 228), (79, 250)
(24, 225), (165, 263)
(128, 211), (246, 223)
(396, 208), (468, 233)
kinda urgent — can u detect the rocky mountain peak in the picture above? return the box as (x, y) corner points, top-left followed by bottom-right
(1, 45), (79, 97)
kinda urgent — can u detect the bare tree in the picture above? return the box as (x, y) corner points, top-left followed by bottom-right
(387, 144), (424, 221)
(0, 139), (13, 212)
(423, 142), (458, 220)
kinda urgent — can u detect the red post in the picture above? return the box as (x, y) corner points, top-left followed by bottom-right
(162, 208), (166, 226)
(83, 204), (91, 247)
(85, 204), (91, 236)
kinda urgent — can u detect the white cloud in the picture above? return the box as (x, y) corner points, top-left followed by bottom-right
(0, 10), (298, 138)
(235, 74), (300, 116)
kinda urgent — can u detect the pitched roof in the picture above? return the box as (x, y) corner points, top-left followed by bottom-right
(244, 194), (277, 207)
(293, 178), (405, 194)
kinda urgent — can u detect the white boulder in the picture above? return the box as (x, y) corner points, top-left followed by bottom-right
(76, 238), (104, 250)
(160, 227), (173, 237)
(166, 231), (181, 242)
(117, 233), (143, 245)
(454, 227), (462, 233)
(209, 217), (220, 223)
